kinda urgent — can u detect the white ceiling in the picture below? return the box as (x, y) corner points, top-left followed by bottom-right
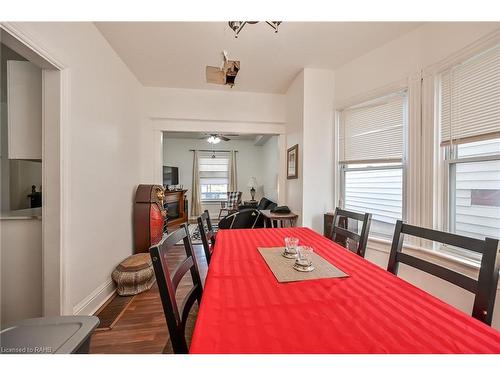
(96, 22), (422, 94)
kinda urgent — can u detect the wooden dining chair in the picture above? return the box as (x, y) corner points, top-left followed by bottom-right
(197, 210), (216, 264)
(149, 223), (203, 353)
(328, 207), (372, 258)
(388, 220), (500, 326)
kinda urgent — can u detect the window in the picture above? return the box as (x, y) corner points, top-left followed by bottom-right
(439, 44), (500, 258)
(339, 91), (407, 239)
(447, 140), (500, 239)
(199, 152), (229, 201)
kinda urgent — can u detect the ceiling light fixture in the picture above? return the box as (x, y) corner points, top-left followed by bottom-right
(207, 135), (221, 144)
(228, 21), (282, 38)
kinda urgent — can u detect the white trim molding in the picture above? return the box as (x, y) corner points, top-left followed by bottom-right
(73, 279), (116, 316)
(151, 117), (286, 135)
(335, 78), (408, 111)
(0, 22), (67, 70)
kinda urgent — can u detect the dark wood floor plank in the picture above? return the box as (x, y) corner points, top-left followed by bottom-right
(89, 244), (207, 354)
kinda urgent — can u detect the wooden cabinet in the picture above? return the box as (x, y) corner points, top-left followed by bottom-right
(133, 185), (166, 254)
(7, 60), (42, 160)
(324, 212), (334, 237)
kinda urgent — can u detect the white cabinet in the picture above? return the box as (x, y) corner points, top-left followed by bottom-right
(7, 60), (42, 160)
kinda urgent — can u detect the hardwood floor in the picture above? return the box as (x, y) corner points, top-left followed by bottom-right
(89, 244), (208, 354)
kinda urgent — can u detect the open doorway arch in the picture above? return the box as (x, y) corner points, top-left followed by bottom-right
(150, 118), (287, 205)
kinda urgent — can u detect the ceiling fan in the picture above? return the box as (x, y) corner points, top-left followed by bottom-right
(200, 133), (238, 144)
(206, 51), (240, 87)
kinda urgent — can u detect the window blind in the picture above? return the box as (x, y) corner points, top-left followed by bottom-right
(198, 152), (229, 185)
(339, 93), (406, 163)
(440, 44), (500, 146)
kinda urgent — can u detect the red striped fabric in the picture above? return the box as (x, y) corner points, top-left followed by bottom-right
(189, 227), (500, 353)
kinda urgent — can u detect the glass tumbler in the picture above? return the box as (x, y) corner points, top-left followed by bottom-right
(284, 237), (299, 256)
(296, 246), (314, 267)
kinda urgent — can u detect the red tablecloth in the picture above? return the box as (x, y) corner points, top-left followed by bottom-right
(189, 227), (500, 353)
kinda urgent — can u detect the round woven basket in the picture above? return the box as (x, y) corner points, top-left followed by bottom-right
(112, 253), (155, 296)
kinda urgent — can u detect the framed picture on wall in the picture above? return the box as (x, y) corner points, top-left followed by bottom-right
(287, 144), (298, 179)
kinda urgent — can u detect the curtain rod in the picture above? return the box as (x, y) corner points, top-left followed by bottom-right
(189, 149), (238, 152)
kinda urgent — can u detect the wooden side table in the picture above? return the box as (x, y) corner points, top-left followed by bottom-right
(259, 210), (298, 228)
(243, 200), (258, 208)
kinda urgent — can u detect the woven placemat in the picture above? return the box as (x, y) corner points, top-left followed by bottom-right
(258, 247), (348, 283)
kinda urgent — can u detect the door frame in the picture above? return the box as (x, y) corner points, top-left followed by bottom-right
(1, 23), (71, 315)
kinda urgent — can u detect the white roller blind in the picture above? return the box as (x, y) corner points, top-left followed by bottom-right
(440, 44), (500, 146)
(198, 152), (229, 185)
(339, 92), (406, 163)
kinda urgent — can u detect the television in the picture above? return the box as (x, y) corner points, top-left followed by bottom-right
(163, 166), (179, 186)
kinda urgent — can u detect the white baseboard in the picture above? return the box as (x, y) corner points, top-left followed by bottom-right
(72, 279), (116, 316)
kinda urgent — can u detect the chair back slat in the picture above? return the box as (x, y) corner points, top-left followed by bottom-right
(388, 220), (500, 326)
(198, 210), (216, 264)
(171, 257), (195, 291)
(329, 207), (372, 257)
(149, 223), (203, 353)
(333, 226), (361, 243)
(179, 285), (200, 332)
(397, 252), (478, 293)
(400, 223), (485, 252)
(335, 208), (366, 222)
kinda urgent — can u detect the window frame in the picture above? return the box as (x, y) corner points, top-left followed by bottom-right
(198, 153), (230, 203)
(337, 91), (409, 240)
(441, 143), (500, 261)
(200, 184), (229, 202)
(435, 42), (500, 262)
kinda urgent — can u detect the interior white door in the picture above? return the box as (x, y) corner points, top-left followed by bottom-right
(7, 60), (42, 160)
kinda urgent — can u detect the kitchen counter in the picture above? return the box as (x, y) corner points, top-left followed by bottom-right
(0, 207), (42, 220)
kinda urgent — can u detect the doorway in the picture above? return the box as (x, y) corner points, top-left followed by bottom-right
(0, 24), (68, 324)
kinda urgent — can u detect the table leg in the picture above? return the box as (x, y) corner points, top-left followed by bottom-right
(271, 219), (275, 228)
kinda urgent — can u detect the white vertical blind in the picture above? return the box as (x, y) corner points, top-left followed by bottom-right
(440, 44), (500, 146)
(339, 93), (406, 163)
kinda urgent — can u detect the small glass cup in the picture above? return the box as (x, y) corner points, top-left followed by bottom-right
(283, 237), (299, 258)
(296, 246), (314, 268)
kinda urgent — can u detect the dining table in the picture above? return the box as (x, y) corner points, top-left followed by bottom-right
(189, 227), (500, 354)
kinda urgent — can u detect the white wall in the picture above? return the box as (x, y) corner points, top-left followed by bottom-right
(285, 71), (304, 224)
(302, 69), (335, 232)
(261, 136), (279, 202)
(163, 136), (279, 218)
(145, 87), (285, 123)
(284, 69), (336, 232)
(8, 22), (145, 316)
(333, 22), (500, 328)
(335, 23), (499, 104)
